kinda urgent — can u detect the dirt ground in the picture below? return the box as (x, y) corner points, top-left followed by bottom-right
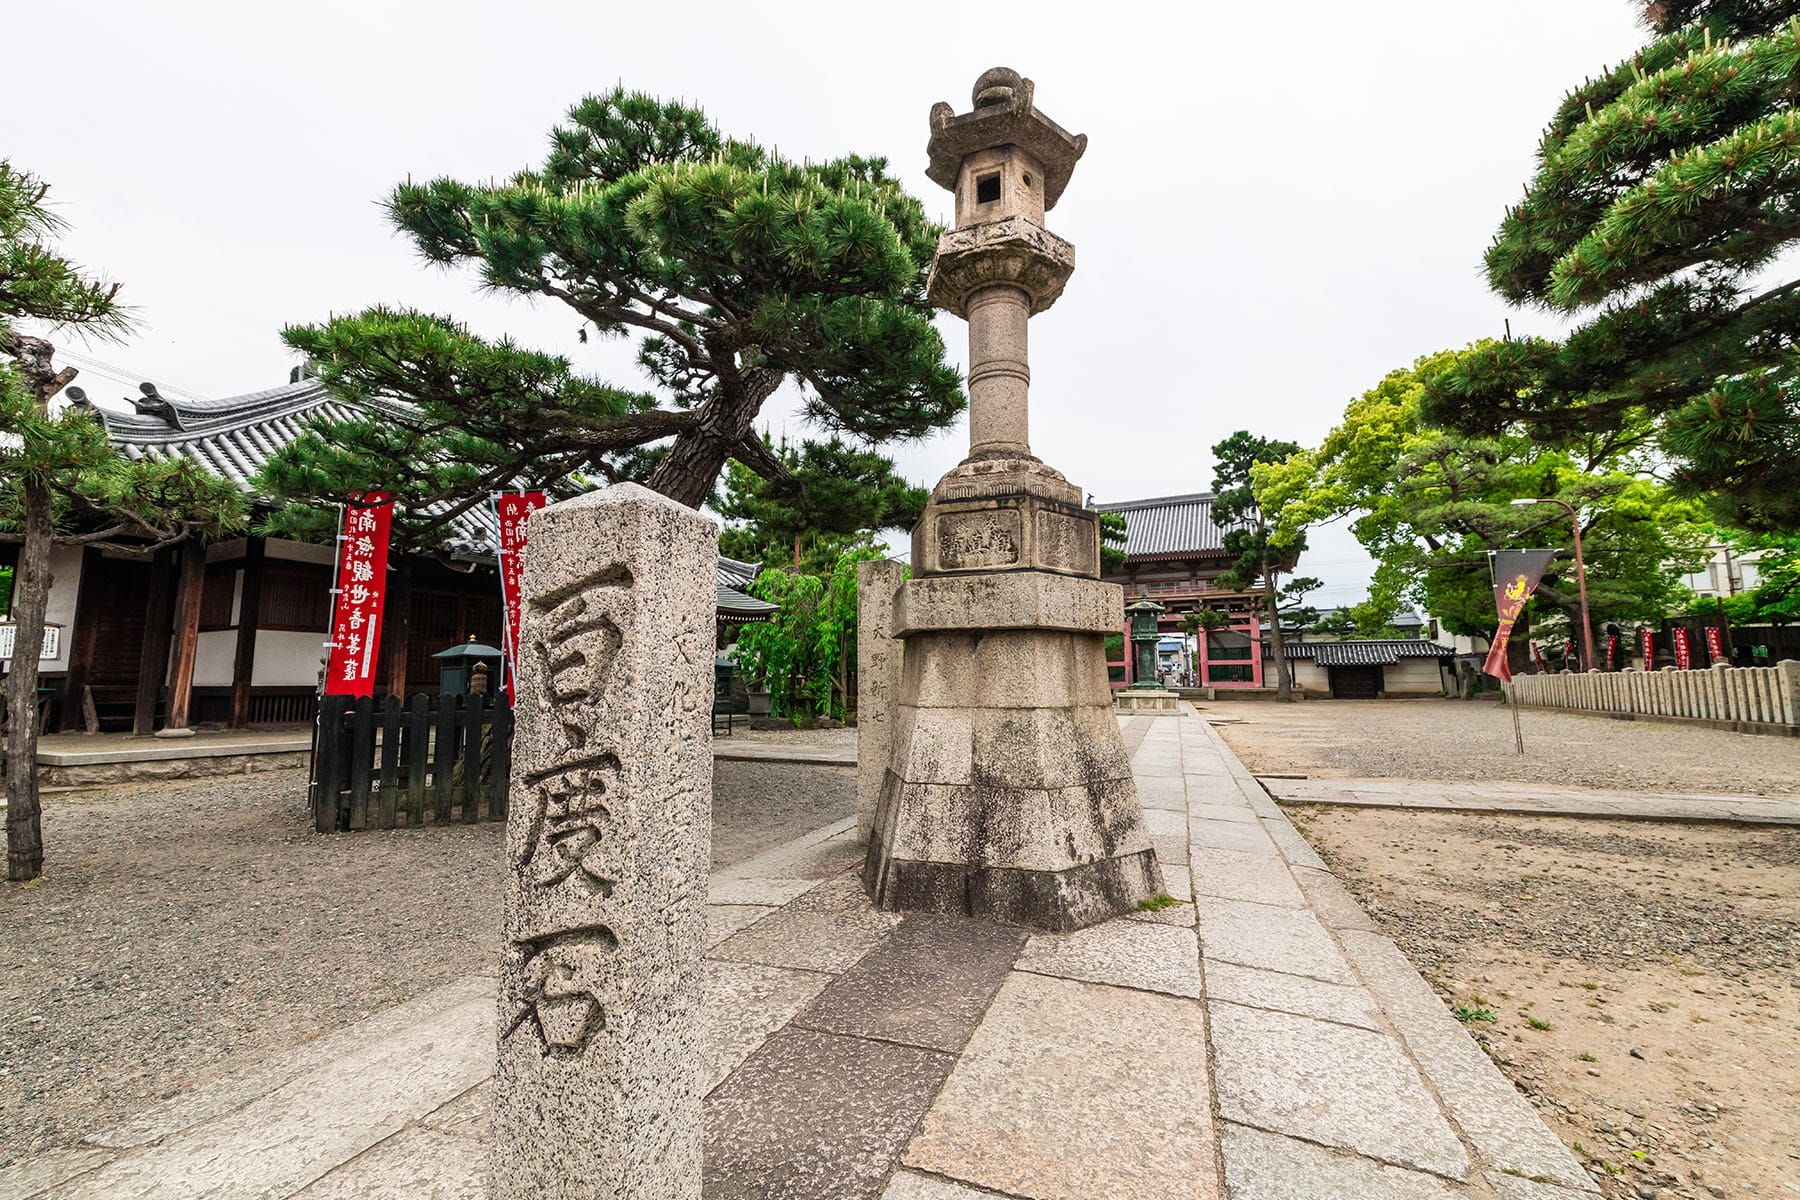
(1213, 698), (1800, 796)
(0, 759), (853, 1167)
(1216, 700), (1799, 1199)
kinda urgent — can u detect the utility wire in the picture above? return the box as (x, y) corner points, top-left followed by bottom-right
(54, 347), (215, 404)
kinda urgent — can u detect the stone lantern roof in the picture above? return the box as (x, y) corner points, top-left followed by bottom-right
(925, 68), (1088, 210)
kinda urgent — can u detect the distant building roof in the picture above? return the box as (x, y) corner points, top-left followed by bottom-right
(1092, 493), (1240, 559)
(1280, 640), (1456, 667)
(85, 377), (776, 621)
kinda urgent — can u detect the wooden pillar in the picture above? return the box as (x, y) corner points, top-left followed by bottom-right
(230, 537), (266, 728)
(60, 549), (102, 733)
(158, 542), (206, 738)
(131, 547), (176, 736)
(383, 559), (413, 700)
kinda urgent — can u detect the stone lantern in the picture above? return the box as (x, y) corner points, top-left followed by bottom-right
(1125, 595), (1166, 686)
(1119, 596), (1180, 712)
(862, 68), (1162, 931)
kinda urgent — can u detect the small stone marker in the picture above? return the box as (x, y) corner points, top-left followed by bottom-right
(492, 483), (714, 1200)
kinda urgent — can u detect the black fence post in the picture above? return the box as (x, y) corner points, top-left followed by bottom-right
(433, 694), (458, 824)
(377, 693), (401, 829)
(407, 694), (429, 825)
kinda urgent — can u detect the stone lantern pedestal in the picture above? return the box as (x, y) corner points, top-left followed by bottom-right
(862, 69), (1161, 931)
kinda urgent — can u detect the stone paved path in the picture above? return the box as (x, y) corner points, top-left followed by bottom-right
(1260, 776), (1800, 825)
(11, 710), (1598, 1200)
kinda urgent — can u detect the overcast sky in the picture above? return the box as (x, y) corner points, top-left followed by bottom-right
(5, 1), (1649, 603)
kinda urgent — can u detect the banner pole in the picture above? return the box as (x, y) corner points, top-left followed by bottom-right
(1511, 690), (1524, 755)
(309, 501), (348, 804)
(493, 494), (511, 702)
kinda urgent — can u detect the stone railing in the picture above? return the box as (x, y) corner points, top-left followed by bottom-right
(1506, 660), (1800, 729)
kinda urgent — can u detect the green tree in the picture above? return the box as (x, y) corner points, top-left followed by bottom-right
(1256, 348), (1709, 673)
(261, 87), (962, 539)
(732, 545), (883, 722)
(1422, 4), (1800, 530)
(716, 436), (924, 574)
(1211, 431), (1313, 700)
(1096, 508), (1128, 574)
(0, 162), (242, 882)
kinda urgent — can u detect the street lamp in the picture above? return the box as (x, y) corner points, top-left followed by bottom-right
(1510, 497), (1596, 672)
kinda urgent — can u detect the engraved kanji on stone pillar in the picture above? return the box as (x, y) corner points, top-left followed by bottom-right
(493, 483), (714, 1200)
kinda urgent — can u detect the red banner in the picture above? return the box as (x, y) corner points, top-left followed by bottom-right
(1482, 549), (1557, 682)
(1704, 626), (1724, 665)
(325, 493), (394, 697)
(495, 491), (548, 705)
(1606, 633), (1619, 671)
(1672, 626), (1693, 670)
(1533, 643), (1549, 675)
(1640, 628), (1656, 669)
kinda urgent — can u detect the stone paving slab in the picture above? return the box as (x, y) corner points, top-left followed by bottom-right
(1190, 845), (1306, 908)
(289, 1122), (485, 1199)
(1220, 1123), (1469, 1199)
(1188, 815), (1281, 855)
(709, 877), (901, 973)
(1196, 896), (1357, 985)
(704, 960), (834, 1091)
(1016, 917), (1202, 998)
(1209, 1001), (1470, 1180)
(794, 916), (1025, 1053)
(44, 988), (494, 1200)
(1204, 960), (1384, 1031)
(880, 1170), (1010, 1199)
(902, 972), (1220, 1200)
(703, 1027), (954, 1200)
(1260, 776), (1800, 825)
(706, 903), (777, 947)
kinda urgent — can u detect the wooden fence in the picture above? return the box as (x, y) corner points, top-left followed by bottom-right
(311, 693), (513, 832)
(1506, 660), (1800, 729)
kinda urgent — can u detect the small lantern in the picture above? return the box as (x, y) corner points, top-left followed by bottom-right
(1124, 595), (1167, 690)
(432, 636), (504, 695)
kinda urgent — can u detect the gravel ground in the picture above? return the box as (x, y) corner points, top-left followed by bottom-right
(1213, 699), (1800, 796)
(0, 759), (853, 1166)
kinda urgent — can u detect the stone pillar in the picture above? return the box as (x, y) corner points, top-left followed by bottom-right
(856, 558), (906, 844)
(492, 483), (713, 1200)
(1778, 658), (1799, 726)
(966, 284), (1032, 456)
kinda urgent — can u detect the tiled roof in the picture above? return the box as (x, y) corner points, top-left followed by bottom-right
(1092, 493), (1241, 558)
(91, 381), (505, 556)
(88, 379), (774, 621)
(1282, 640), (1456, 666)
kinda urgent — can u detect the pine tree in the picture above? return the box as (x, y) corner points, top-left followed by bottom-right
(0, 162), (243, 882)
(262, 88), (962, 532)
(1423, 3), (1800, 530)
(1211, 431), (1313, 701)
(715, 436), (924, 573)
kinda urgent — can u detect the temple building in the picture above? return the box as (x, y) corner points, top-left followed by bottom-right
(1093, 492), (1267, 689)
(3, 374), (773, 734)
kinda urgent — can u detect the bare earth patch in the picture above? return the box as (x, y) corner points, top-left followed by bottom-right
(1215, 699), (1799, 1199)
(0, 759), (853, 1167)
